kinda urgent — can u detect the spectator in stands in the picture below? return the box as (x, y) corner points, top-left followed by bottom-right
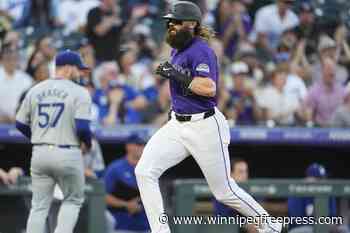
(86, 0), (126, 62)
(256, 65), (300, 126)
(103, 79), (148, 125)
(207, 0), (252, 60)
(0, 43), (32, 123)
(131, 24), (157, 64)
(276, 61), (308, 106)
(26, 35), (56, 77)
(118, 49), (155, 92)
(288, 163), (338, 233)
(119, 0), (159, 22)
(222, 61), (260, 126)
(213, 157), (257, 233)
(0, 167), (24, 185)
(311, 35), (349, 85)
(0, 18), (13, 43)
(331, 85), (350, 127)
(59, 0), (99, 35)
(253, 0), (299, 59)
(292, 1), (318, 59)
(139, 78), (170, 125)
(92, 61), (148, 125)
(104, 133), (150, 233)
(303, 57), (346, 127)
(78, 37), (96, 71)
(235, 42), (265, 86)
(289, 37), (312, 84)
(92, 61), (119, 121)
(0, 0), (26, 22)
(14, 0), (61, 30)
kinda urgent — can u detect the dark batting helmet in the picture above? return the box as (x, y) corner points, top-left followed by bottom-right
(163, 1), (202, 23)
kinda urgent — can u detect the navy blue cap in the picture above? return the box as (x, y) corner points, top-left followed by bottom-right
(127, 133), (147, 145)
(306, 163), (327, 178)
(55, 50), (90, 70)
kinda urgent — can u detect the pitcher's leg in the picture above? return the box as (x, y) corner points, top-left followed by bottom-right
(54, 154), (85, 233)
(26, 168), (55, 233)
(135, 121), (189, 233)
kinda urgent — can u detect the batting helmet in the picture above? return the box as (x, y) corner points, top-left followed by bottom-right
(306, 163), (327, 178)
(163, 1), (202, 23)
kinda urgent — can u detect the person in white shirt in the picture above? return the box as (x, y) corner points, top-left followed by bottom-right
(0, 0), (26, 22)
(0, 44), (32, 123)
(256, 65), (300, 126)
(59, 0), (99, 35)
(253, 0), (299, 54)
(278, 62), (308, 102)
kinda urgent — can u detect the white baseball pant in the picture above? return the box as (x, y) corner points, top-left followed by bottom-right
(135, 108), (280, 233)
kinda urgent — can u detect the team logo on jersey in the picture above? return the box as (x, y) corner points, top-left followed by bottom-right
(196, 63), (210, 73)
(173, 64), (191, 77)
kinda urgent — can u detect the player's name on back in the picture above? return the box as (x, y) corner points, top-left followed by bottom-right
(36, 88), (69, 102)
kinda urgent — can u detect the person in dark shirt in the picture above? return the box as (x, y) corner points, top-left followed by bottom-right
(288, 163), (338, 233)
(104, 134), (150, 233)
(213, 157), (257, 233)
(86, 0), (125, 62)
(223, 61), (260, 126)
(292, 2), (319, 58)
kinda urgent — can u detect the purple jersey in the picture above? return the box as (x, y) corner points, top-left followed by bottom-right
(170, 38), (219, 114)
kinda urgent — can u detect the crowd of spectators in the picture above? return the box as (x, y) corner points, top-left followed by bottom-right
(0, 0), (350, 128)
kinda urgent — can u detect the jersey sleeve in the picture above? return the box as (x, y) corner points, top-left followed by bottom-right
(74, 89), (92, 120)
(190, 48), (216, 80)
(16, 91), (31, 125)
(104, 164), (119, 194)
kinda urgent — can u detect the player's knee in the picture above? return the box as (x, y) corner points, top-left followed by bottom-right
(64, 191), (84, 205)
(135, 163), (159, 181)
(65, 196), (84, 207)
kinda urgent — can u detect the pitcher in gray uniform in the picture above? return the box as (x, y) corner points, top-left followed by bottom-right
(16, 50), (93, 233)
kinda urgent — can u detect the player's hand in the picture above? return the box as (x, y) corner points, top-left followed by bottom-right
(0, 169), (10, 185)
(126, 198), (142, 215)
(155, 61), (176, 79)
(109, 88), (125, 105)
(81, 142), (91, 154)
(7, 167), (23, 184)
(84, 169), (97, 179)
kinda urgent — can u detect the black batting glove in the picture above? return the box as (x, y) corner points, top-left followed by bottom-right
(155, 61), (176, 79)
(155, 62), (192, 89)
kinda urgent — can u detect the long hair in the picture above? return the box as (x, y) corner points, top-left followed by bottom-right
(195, 24), (216, 43)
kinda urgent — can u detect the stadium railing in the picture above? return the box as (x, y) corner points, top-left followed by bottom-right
(173, 179), (350, 233)
(0, 176), (106, 233)
(1, 124), (350, 146)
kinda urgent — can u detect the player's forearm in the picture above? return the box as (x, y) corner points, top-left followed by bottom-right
(75, 119), (92, 149)
(15, 121), (31, 138)
(0, 169), (7, 180)
(106, 194), (128, 208)
(189, 78), (216, 97)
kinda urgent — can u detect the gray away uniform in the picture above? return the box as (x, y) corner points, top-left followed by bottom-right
(16, 79), (92, 233)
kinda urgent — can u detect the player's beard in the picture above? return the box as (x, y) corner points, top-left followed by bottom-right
(166, 27), (194, 50)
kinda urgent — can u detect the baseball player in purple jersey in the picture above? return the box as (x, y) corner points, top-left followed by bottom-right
(134, 1), (282, 233)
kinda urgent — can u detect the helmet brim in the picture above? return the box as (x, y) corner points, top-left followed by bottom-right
(162, 13), (177, 20)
